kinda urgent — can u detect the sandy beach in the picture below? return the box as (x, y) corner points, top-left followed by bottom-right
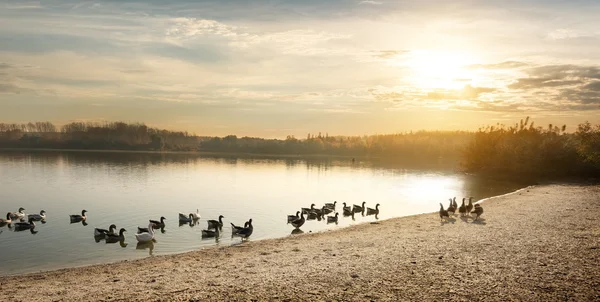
(1, 184), (599, 301)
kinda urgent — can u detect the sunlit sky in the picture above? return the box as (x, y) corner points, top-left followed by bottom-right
(1, 0), (599, 137)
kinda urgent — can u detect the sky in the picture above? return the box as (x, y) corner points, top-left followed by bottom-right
(1, 0), (599, 138)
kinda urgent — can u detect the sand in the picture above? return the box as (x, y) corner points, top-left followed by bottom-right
(1, 184), (599, 301)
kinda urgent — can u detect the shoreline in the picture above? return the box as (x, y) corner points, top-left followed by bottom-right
(1, 184), (599, 301)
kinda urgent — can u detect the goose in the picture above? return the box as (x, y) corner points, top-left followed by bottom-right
(343, 206), (354, 216)
(321, 206), (334, 215)
(458, 198), (467, 216)
(447, 199), (456, 215)
(106, 228), (127, 243)
(202, 225), (220, 238)
(28, 210), (46, 221)
(234, 219), (253, 240)
(14, 217), (35, 231)
(178, 213), (194, 223)
(231, 221), (249, 234)
(95, 224), (117, 237)
(301, 204), (316, 215)
(290, 212), (305, 229)
(466, 197), (474, 215)
(452, 197), (458, 210)
(342, 202), (351, 212)
(287, 211), (300, 223)
(324, 201), (337, 210)
(10, 208), (26, 220)
(135, 223), (155, 243)
(366, 204), (380, 216)
(353, 201), (366, 213)
(149, 216), (166, 228)
(191, 209), (201, 220)
(306, 211), (318, 221)
(69, 210), (87, 222)
(0, 212), (12, 227)
(439, 203), (449, 221)
(207, 215), (224, 229)
(327, 212), (339, 224)
(311, 206), (325, 216)
(471, 204), (484, 221)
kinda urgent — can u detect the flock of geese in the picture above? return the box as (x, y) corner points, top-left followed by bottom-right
(438, 197), (484, 221)
(286, 201), (381, 231)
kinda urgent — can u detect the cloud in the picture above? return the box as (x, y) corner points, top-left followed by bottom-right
(468, 61), (529, 70)
(546, 29), (592, 40)
(425, 85), (496, 100)
(371, 50), (409, 59)
(583, 81), (600, 91)
(508, 78), (583, 89)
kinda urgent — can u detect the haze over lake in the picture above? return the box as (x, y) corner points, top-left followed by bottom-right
(0, 151), (524, 276)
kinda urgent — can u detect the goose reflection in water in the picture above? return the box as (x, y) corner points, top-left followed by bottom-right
(179, 220), (198, 228)
(291, 228), (304, 235)
(138, 225), (165, 234)
(136, 239), (155, 256)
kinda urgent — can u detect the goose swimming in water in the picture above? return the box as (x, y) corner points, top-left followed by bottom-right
(135, 223), (155, 243)
(149, 216), (166, 228)
(106, 228), (126, 243)
(290, 212), (305, 229)
(447, 199), (456, 215)
(233, 219), (253, 240)
(439, 203), (449, 221)
(202, 225), (220, 238)
(69, 210), (87, 222)
(10, 208), (26, 220)
(342, 202), (351, 213)
(28, 210), (46, 221)
(231, 221), (249, 234)
(178, 213), (194, 223)
(191, 209), (201, 220)
(287, 211), (300, 223)
(301, 204), (316, 215)
(353, 201), (366, 213)
(94, 224), (117, 237)
(0, 212), (12, 227)
(207, 215), (224, 229)
(366, 204), (380, 216)
(471, 204), (484, 221)
(466, 197), (474, 215)
(327, 212), (339, 224)
(324, 201), (337, 210)
(321, 206), (334, 215)
(14, 217), (35, 231)
(458, 198), (467, 216)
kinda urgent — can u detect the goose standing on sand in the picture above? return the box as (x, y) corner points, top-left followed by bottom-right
(179, 213), (194, 223)
(14, 217), (35, 231)
(95, 224), (117, 237)
(234, 219), (253, 240)
(207, 215), (224, 229)
(149, 216), (166, 228)
(70, 210), (87, 222)
(447, 199), (456, 215)
(366, 204), (380, 216)
(0, 212), (12, 227)
(466, 197), (474, 215)
(471, 204), (484, 221)
(452, 197), (458, 210)
(290, 212), (305, 229)
(439, 203), (449, 221)
(458, 198), (467, 216)
(28, 210), (46, 221)
(106, 228), (127, 243)
(10, 208), (26, 220)
(353, 201), (366, 213)
(135, 223), (155, 243)
(324, 201), (337, 210)
(287, 211), (300, 223)
(327, 212), (339, 224)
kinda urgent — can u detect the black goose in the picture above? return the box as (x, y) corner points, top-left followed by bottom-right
(353, 201), (366, 213)
(327, 212), (339, 224)
(202, 225), (220, 238)
(321, 206), (334, 215)
(439, 203), (449, 221)
(452, 197), (458, 210)
(14, 217), (35, 231)
(343, 206), (354, 216)
(95, 224), (117, 237)
(207, 215), (225, 229)
(342, 202), (351, 212)
(447, 199), (456, 215)
(149, 216), (167, 228)
(366, 204), (380, 216)
(287, 211), (300, 223)
(471, 204), (484, 221)
(324, 201), (337, 210)
(290, 212), (305, 229)
(0, 212), (12, 227)
(234, 219), (253, 240)
(301, 204), (316, 215)
(231, 221), (249, 234)
(69, 210), (87, 222)
(106, 228), (126, 243)
(458, 198), (467, 216)
(466, 197), (474, 215)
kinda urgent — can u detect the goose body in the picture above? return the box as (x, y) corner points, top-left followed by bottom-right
(439, 203), (449, 221)
(106, 228), (127, 243)
(452, 197), (458, 210)
(327, 212), (339, 224)
(287, 211), (300, 223)
(342, 202), (351, 212)
(366, 204), (380, 216)
(290, 212), (305, 229)
(231, 221), (249, 234)
(14, 218), (35, 231)
(179, 213), (193, 223)
(343, 206), (354, 216)
(466, 197), (474, 215)
(149, 216), (166, 227)
(202, 226), (220, 238)
(135, 223), (155, 243)
(321, 206), (334, 215)
(353, 201), (366, 213)
(234, 219), (253, 239)
(28, 210), (46, 221)
(207, 215), (224, 229)
(324, 201), (337, 210)
(471, 204), (484, 220)
(447, 199), (456, 215)
(10, 208), (26, 220)
(0, 212), (12, 227)
(458, 198), (467, 216)
(301, 204), (316, 215)
(95, 224), (117, 237)
(70, 210), (87, 222)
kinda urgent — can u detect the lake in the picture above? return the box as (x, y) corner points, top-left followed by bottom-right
(0, 151), (525, 276)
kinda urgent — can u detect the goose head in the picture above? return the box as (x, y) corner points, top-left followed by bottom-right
(118, 228), (127, 236)
(160, 216), (167, 222)
(40, 210), (46, 216)
(375, 204), (380, 210)
(310, 203), (315, 209)
(218, 215), (224, 221)
(362, 201), (366, 207)
(18, 207), (25, 213)
(247, 218), (253, 227)
(439, 203), (444, 210)
(333, 201), (337, 206)
(295, 211), (300, 217)
(4, 212), (11, 220)
(188, 213), (194, 219)
(343, 202), (347, 208)
(81, 210), (88, 217)
(109, 224), (117, 232)
(335, 212), (339, 218)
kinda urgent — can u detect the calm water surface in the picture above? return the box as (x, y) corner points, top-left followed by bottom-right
(0, 151), (525, 276)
